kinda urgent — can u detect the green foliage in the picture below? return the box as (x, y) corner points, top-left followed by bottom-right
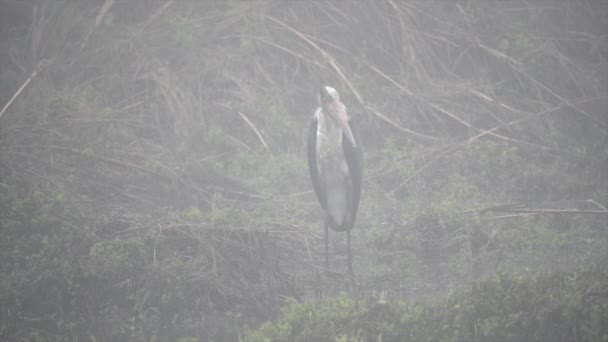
(245, 270), (608, 342)
(245, 294), (368, 342)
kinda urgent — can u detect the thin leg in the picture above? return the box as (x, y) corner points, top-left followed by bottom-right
(347, 229), (353, 275)
(324, 219), (329, 273)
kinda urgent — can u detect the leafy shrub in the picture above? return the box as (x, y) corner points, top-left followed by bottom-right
(244, 270), (608, 342)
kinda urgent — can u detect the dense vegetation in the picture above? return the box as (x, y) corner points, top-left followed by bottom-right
(0, 1), (606, 341)
(245, 270), (608, 342)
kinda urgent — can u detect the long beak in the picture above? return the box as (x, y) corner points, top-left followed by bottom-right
(330, 100), (357, 148)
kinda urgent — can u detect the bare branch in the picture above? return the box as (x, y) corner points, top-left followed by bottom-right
(0, 59), (51, 121)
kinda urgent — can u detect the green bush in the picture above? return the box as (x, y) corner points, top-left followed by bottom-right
(244, 270), (608, 342)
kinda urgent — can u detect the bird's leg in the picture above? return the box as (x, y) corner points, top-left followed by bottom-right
(347, 229), (353, 276)
(324, 220), (330, 273)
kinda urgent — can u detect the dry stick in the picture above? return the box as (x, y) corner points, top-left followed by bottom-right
(491, 208), (608, 214)
(226, 134), (256, 154)
(268, 17), (359, 98)
(153, 223), (162, 266)
(80, 0), (115, 50)
(365, 61), (548, 147)
(15, 144), (195, 196)
(143, 0), (174, 29)
(430, 101), (559, 152)
(36, 144), (152, 174)
(362, 31), (587, 148)
(215, 102), (269, 153)
(484, 213), (540, 220)
(587, 200), (608, 211)
(437, 82), (565, 148)
(477, 42), (523, 67)
(468, 88), (525, 114)
(467, 200), (608, 217)
(365, 105), (439, 141)
(0, 59), (51, 121)
(254, 37), (325, 68)
(238, 111), (270, 152)
(207, 183), (268, 200)
(471, 94), (606, 155)
(478, 42), (603, 127)
(390, 103), (567, 193)
(474, 206), (608, 216)
(327, 58), (366, 108)
(364, 64), (439, 141)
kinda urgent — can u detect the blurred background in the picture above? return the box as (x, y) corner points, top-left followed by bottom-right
(0, 1), (606, 340)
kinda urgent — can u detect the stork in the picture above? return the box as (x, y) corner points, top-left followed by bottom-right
(307, 86), (362, 274)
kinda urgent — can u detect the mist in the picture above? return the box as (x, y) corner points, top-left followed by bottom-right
(1, 1), (606, 341)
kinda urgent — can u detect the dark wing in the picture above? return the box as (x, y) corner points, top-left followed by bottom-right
(307, 116), (326, 209)
(343, 117), (363, 229)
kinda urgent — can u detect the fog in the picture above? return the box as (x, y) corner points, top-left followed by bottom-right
(0, 1), (606, 340)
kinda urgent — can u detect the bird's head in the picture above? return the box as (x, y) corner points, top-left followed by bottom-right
(319, 86), (356, 147)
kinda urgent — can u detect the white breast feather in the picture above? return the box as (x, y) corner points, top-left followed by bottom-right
(315, 108), (350, 226)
